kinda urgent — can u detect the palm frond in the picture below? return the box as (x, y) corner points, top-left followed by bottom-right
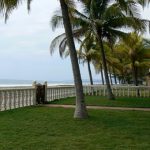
(59, 37), (68, 58)
(0, 0), (32, 22)
(137, 0), (150, 8)
(50, 9), (63, 31)
(50, 33), (66, 55)
(27, 0), (32, 12)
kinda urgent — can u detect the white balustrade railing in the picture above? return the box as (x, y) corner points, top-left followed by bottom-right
(0, 87), (36, 111)
(46, 86), (76, 102)
(46, 85), (150, 101)
(83, 85), (150, 97)
(0, 84), (150, 111)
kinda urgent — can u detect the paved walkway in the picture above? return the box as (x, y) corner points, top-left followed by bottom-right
(45, 104), (150, 112)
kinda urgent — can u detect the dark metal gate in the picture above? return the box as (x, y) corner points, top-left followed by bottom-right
(36, 83), (46, 104)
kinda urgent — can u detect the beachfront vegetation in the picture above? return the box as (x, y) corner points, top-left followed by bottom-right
(114, 32), (150, 86)
(0, 106), (150, 149)
(50, 0), (150, 100)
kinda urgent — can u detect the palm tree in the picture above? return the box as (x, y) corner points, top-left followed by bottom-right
(78, 36), (106, 85)
(93, 63), (105, 85)
(56, 0), (88, 119)
(75, 33), (99, 85)
(91, 41), (120, 85)
(49, 0), (89, 119)
(116, 32), (150, 87)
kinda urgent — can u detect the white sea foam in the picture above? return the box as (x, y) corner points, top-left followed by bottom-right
(0, 83), (74, 88)
(0, 79), (103, 88)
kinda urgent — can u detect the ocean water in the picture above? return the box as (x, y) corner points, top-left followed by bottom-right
(0, 79), (102, 87)
(0, 79), (70, 87)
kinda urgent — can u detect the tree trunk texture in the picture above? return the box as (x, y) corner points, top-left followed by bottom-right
(132, 61), (140, 97)
(108, 66), (113, 85)
(100, 63), (104, 85)
(59, 0), (88, 118)
(96, 33), (115, 100)
(87, 60), (93, 85)
(113, 68), (117, 84)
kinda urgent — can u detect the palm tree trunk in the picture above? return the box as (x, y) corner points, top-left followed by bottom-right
(118, 77), (121, 84)
(108, 66), (113, 85)
(87, 60), (93, 85)
(132, 62), (138, 86)
(132, 61), (140, 96)
(59, 0), (88, 118)
(113, 68), (117, 84)
(96, 34), (115, 100)
(100, 63), (104, 85)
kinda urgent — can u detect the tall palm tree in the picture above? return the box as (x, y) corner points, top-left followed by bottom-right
(93, 62), (105, 85)
(91, 41), (120, 85)
(59, 0), (88, 118)
(78, 41), (94, 85)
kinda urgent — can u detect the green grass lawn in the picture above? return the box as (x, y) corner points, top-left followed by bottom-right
(0, 106), (150, 150)
(49, 96), (150, 108)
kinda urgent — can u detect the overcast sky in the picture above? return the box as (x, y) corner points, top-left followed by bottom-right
(0, 1), (150, 82)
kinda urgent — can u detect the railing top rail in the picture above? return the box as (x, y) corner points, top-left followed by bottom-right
(0, 86), (34, 91)
(83, 85), (107, 87)
(83, 85), (150, 88)
(47, 85), (75, 88)
(0, 84), (150, 91)
(111, 85), (150, 88)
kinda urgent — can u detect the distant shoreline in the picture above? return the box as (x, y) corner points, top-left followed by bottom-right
(0, 83), (75, 87)
(0, 79), (103, 87)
